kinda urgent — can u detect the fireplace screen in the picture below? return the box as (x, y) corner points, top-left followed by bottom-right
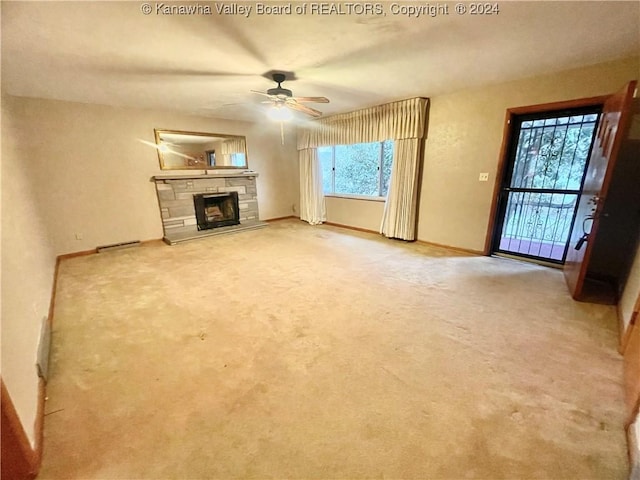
(193, 192), (240, 230)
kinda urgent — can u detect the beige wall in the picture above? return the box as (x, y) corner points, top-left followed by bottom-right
(325, 196), (384, 231)
(1, 94), (56, 447)
(252, 123), (299, 220)
(4, 96), (299, 255)
(323, 57), (639, 252)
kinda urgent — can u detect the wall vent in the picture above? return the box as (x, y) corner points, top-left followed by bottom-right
(96, 240), (141, 253)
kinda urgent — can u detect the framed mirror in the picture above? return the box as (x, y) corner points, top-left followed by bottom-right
(154, 129), (248, 170)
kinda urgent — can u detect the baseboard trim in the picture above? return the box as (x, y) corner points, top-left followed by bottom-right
(97, 240), (141, 253)
(415, 239), (483, 256)
(622, 292), (640, 354)
(57, 248), (97, 261)
(626, 397), (640, 477)
(621, 312), (638, 355)
(49, 258), (61, 326)
(324, 221), (379, 235)
(265, 215), (298, 222)
(627, 395), (640, 433)
(34, 378), (45, 472)
(56, 238), (164, 261)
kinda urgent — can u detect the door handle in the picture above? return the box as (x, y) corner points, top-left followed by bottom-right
(575, 233), (589, 251)
(582, 215), (595, 234)
(575, 215), (595, 251)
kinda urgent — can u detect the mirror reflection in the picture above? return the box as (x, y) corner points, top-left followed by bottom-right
(154, 129), (248, 170)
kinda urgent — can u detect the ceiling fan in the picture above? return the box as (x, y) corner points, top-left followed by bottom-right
(251, 73), (329, 120)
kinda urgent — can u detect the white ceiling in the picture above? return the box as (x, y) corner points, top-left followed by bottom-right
(2, 1), (639, 122)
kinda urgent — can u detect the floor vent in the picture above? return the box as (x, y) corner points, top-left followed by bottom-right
(97, 240), (141, 253)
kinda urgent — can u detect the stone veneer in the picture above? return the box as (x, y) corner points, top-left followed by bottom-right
(153, 173), (260, 241)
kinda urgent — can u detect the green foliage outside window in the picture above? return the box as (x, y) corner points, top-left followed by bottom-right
(319, 140), (394, 197)
(511, 115), (597, 191)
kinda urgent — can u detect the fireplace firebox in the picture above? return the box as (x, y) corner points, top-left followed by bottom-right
(193, 192), (240, 230)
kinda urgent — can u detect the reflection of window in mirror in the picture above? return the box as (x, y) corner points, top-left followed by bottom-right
(206, 150), (216, 166)
(231, 153), (246, 167)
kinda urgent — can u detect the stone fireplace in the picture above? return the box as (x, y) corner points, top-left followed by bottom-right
(152, 173), (266, 244)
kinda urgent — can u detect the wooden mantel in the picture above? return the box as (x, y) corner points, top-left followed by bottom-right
(151, 171), (259, 181)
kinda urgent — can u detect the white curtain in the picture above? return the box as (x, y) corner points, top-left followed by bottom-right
(297, 97), (428, 236)
(299, 148), (326, 225)
(380, 139), (421, 240)
(218, 137), (247, 166)
(220, 137), (246, 154)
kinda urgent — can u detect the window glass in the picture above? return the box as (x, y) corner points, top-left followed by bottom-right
(320, 141), (394, 197)
(230, 153), (246, 167)
(335, 143), (379, 196)
(381, 140), (394, 197)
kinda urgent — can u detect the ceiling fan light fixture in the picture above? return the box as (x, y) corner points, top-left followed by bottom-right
(268, 104), (293, 122)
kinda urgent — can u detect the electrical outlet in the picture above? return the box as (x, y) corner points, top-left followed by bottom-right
(479, 172), (489, 182)
(75, 233), (83, 240)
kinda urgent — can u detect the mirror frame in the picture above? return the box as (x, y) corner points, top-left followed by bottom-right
(154, 129), (249, 171)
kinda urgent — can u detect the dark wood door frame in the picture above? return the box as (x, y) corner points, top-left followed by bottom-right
(624, 319), (640, 475)
(484, 95), (609, 256)
(1, 380), (41, 480)
(621, 290), (640, 353)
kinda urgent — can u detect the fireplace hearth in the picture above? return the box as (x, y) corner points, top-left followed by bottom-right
(193, 192), (240, 230)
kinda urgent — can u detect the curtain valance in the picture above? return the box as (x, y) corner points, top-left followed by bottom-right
(297, 97), (428, 150)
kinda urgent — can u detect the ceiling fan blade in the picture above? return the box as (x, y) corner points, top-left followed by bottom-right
(200, 101), (252, 109)
(251, 90), (275, 98)
(287, 102), (323, 118)
(292, 96), (330, 104)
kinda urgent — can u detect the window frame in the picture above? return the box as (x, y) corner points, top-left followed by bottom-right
(320, 141), (391, 201)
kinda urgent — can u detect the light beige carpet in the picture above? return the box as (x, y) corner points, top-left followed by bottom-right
(40, 220), (627, 479)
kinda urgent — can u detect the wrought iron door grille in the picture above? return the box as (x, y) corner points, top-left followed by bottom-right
(493, 109), (600, 263)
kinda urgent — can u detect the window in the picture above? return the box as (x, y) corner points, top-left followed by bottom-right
(319, 140), (394, 197)
(230, 153), (246, 167)
(206, 150), (216, 166)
